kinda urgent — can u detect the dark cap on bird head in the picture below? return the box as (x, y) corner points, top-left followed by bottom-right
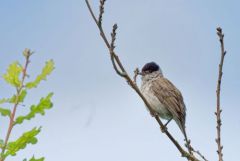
(141, 62), (160, 73)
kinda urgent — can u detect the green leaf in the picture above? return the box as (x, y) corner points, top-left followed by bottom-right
(2, 61), (22, 87)
(29, 156), (44, 161)
(0, 90), (27, 105)
(4, 127), (41, 158)
(7, 90), (27, 104)
(0, 107), (11, 117)
(0, 98), (8, 104)
(0, 96), (16, 104)
(25, 60), (54, 89)
(14, 93), (53, 125)
(18, 90), (27, 103)
(23, 156), (45, 161)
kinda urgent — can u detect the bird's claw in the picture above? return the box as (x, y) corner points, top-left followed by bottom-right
(150, 112), (158, 117)
(160, 125), (168, 133)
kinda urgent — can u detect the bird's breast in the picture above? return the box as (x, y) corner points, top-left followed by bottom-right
(140, 82), (172, 120)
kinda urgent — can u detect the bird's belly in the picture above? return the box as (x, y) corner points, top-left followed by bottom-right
(141, 86), (172, 120)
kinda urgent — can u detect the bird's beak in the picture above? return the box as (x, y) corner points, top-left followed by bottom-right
(138, 72), (143, 76)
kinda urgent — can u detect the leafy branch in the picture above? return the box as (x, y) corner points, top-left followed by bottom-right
(0, 49), (54, 161)
(1, 50), (32, 159)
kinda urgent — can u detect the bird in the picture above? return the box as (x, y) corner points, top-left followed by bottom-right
(140, 62), (191, 152)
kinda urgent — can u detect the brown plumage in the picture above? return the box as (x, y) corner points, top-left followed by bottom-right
(151, 76), (186, 135)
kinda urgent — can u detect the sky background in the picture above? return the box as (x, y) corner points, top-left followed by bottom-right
(0, 0), (240, 161)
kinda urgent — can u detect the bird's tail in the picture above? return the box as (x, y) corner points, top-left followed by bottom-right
(177, 120), (193, 155)
(183, 128), (193, 155)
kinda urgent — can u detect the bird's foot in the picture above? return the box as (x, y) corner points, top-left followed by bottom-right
(160, 125), (168, 133)
(150, 112), (158, 117)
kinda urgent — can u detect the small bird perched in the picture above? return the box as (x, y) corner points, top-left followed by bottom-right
(140, 62), (191, 152)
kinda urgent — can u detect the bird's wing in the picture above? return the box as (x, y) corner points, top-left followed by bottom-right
(151, 77), (186, 132)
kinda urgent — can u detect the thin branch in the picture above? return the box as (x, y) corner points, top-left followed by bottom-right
(192, 149), (208, 161)
(85, 1), (201, 161)
(110, 24), (126, 77)
(215, 27), (226, 161)
(0, 50), (32, 161)
(110, 24), (117, 50)
(98, 0), (106, 26)
(85, 0), (98, 26)
(85, 0), (110, 49)
(133, 68), (140, 84)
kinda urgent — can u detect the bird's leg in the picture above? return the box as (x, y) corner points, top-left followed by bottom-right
(164, 118), (172, 127)
(160, 118), (172, 133)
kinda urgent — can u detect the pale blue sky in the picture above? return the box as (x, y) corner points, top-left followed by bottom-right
(0, 0), (240, 161)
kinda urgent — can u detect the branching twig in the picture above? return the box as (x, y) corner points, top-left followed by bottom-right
(85, 1), (202, 161)
(215, 27), (226, 161)
(85, 0), (126, 77)
(185, 141), (207, 161)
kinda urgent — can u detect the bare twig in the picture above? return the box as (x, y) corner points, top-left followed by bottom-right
(215, 27), (226, 161)
(0, 49), (32, 161)
(192, 149), (208, 161)
(110, 24), (117, 50)
(184, 136), (193, 155)
(109, 24), (126, 77)
(98, 0), (106, 26)
(133, 68), (140, 84)
(85, 1), (201, 161)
